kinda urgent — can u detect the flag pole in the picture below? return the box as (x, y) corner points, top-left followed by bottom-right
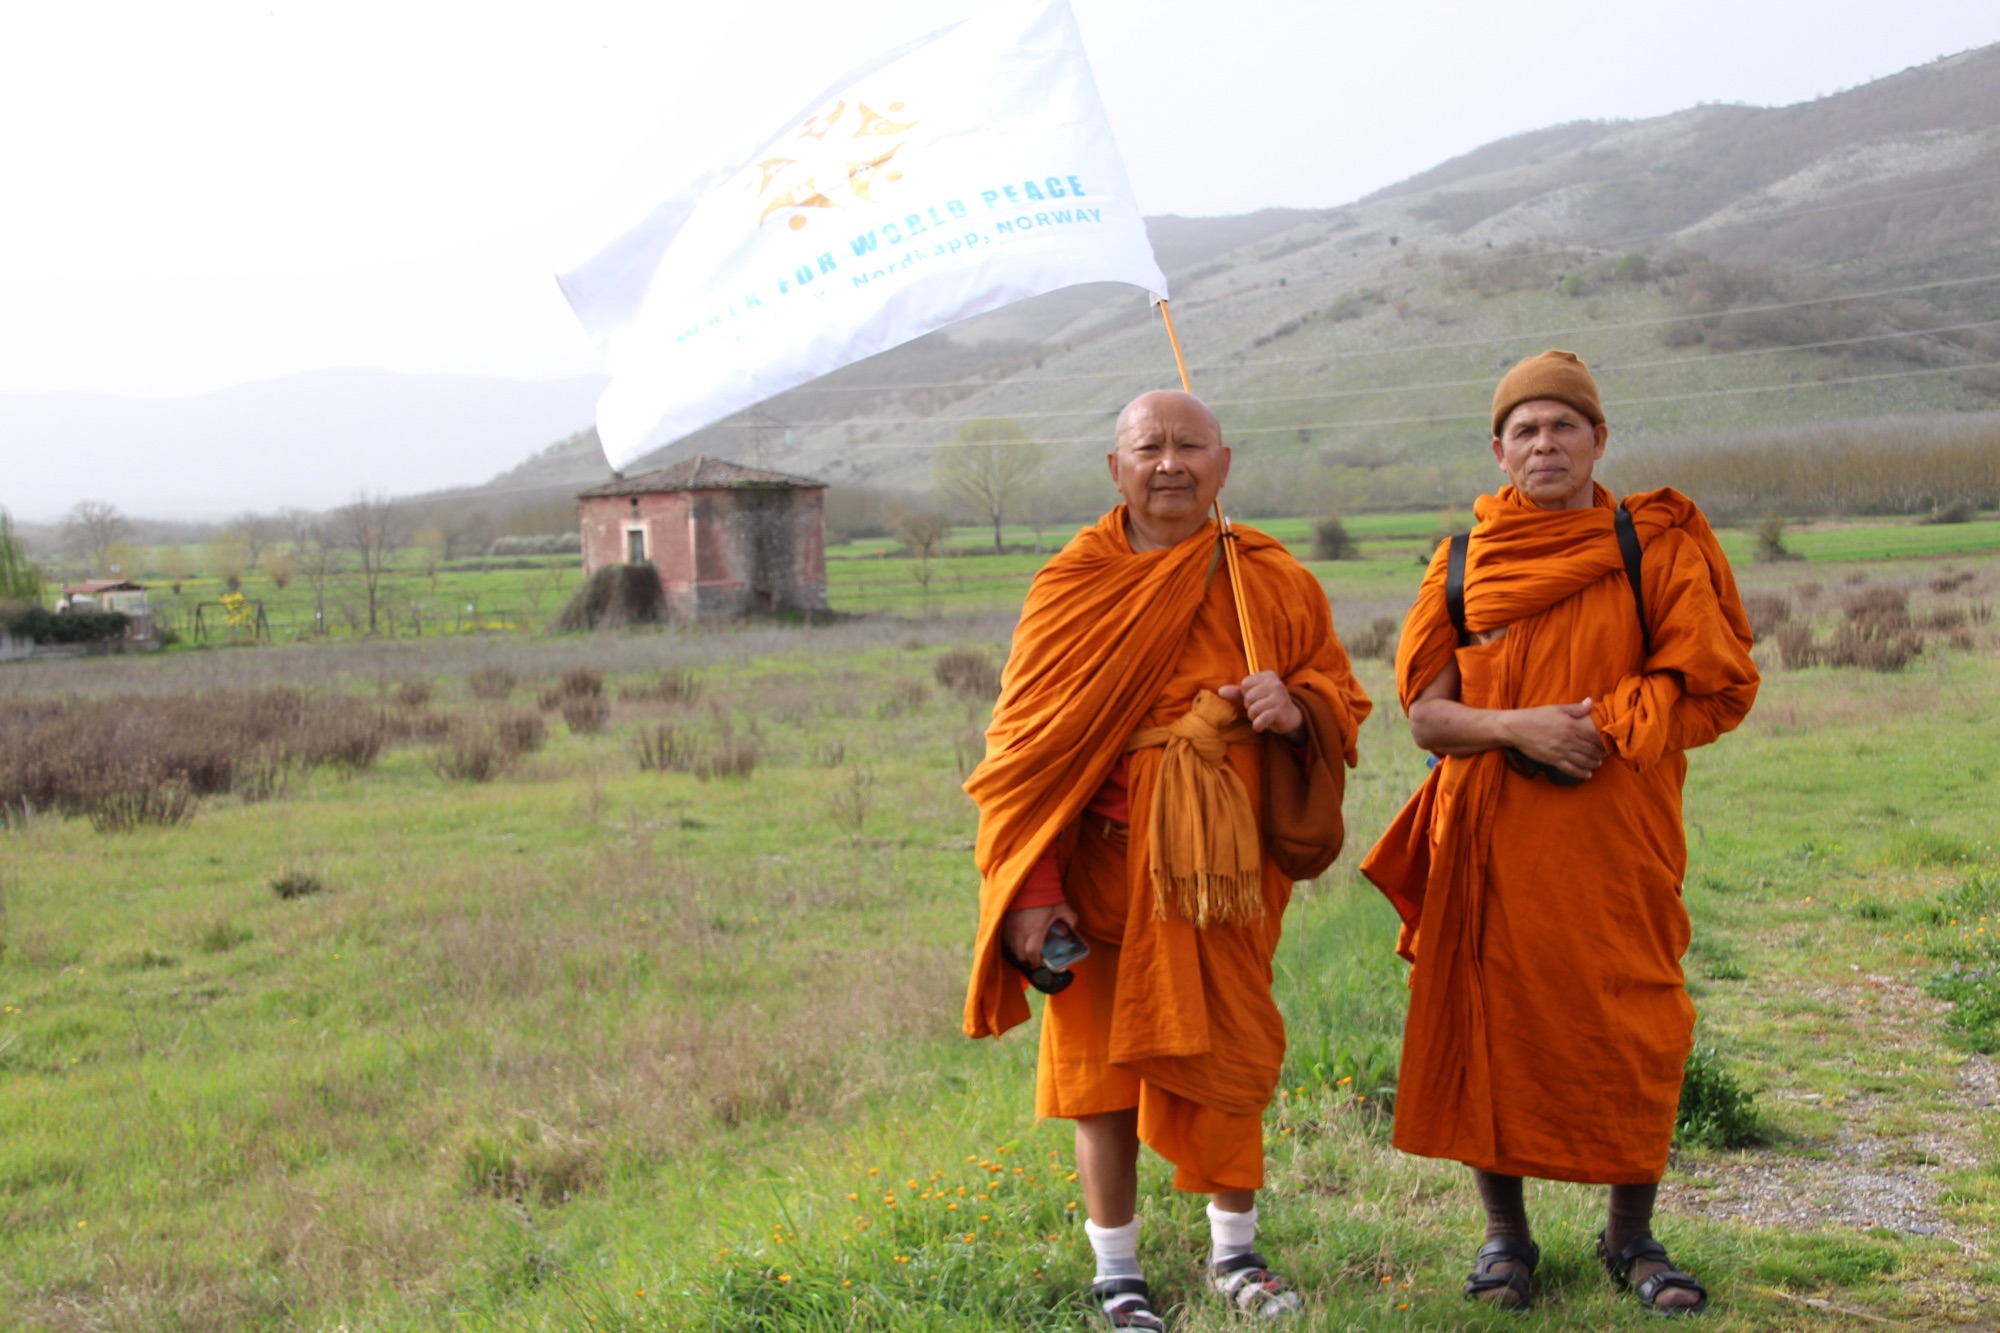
(1158, 299), (1261, 675)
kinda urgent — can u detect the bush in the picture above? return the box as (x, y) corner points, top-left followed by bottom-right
(494, 710), (547, 757)
(933, 649), (1001, 701)
(1822, 621), (1923, 672)
(561, 667), (604, 698)
(555, 564), (664, 631)
(1774, 621), (1819, 669)
(468, 666), (516, 701)
(391, 678), (433, 709)
(561, 694), (611, 735)
(634, 723), (699, 773)
(1345, 616), (1401, 662)
(1741, 593), (1793, 641)
(86, 770), (198, 833)
(1311, 517), (1357, 561)
(271, 870), (327, 900)
(488, 533), (582, 557)
(1752, 514), (1797, 563)
(8, 606), (128, 645)
(1675, 1043), (1762, 1149)
(432, 731), (514, 783)
(1921, 499), (1978, 525)
(620, 668), (702, 705)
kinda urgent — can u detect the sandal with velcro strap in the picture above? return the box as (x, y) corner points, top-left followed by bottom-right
(1206, 1250), (1303, 1319)
(1597, 1231), (1710, 1316)
(1462, 1235), (1539, 1312)
(1091, 1277), (1167, 1330)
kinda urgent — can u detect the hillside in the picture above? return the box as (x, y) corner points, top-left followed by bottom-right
(534, 41), (2000, 516)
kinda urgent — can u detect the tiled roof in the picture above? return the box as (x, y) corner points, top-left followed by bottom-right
(577, 454), (826, 497)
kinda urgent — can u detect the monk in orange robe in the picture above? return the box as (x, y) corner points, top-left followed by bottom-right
(964, 391), (1369, 1328)
(1363, 351), (1758, 1316)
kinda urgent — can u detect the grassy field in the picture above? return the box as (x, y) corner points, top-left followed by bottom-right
(2, 525), (1997, 1330)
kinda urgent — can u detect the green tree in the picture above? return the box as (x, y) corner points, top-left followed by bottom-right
(935, 417), (1046, 554)
(207, 531), (252, 590)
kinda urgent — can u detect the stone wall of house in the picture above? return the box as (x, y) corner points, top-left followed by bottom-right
(578, 486), (825, 619)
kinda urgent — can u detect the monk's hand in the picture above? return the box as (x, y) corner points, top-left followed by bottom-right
(1509, 698), (1606, 780)
(1004, 902), (1079, 970)
(1218, 671), (1305, 742)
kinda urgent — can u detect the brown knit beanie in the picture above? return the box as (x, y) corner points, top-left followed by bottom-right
(1491, 349), (1604, 436)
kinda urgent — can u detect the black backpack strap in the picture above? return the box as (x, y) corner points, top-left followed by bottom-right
(1445, 533), (1470, 646)
(1614, 503), (1650, 659)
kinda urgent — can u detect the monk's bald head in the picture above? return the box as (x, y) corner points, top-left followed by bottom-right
(1108, 390), (1231, 552)
(1115, 390), (1219, 447)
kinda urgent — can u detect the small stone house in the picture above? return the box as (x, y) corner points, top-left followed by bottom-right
(577, 456), (828, 619)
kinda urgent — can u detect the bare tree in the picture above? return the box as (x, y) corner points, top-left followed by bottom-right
(228, 512), (271, 569)
(61, 499), (130, 575)
(893, 509), (952, 616)
(934, 417), (1047, 554)
(280, 511), (342, 634)
(335, 493), (401, 634)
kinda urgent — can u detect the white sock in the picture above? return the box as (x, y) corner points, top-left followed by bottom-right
(1085, 1216), (1142, 1284)
(1208, 1201), (1258, 1263)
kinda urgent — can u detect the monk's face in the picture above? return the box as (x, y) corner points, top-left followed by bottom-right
(1108, 391), (1231, 551)
(1492, 398), (1608, 511)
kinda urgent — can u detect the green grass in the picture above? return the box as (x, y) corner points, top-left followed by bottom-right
(3, 539), (1999, 1329)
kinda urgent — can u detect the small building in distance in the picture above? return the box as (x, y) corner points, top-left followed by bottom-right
(577, 456), (828, 619)
(59, 579), (155, 642)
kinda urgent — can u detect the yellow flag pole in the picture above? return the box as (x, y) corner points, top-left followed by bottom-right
(1158, 298), (1261, 675)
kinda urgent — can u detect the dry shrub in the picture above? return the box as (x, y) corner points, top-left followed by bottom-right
(1797, 581), (1823, 605)
(1931, 571), (1976, 595)
(698, 739), (759, 781)
(391, 678), (433, 709)
(1844, 586), (1911, 631)
(1741, 593), (1793, 641)
(87, 768), (198, 832)
(432, 730), (514, 783)
(1947, 628), (1978, 652)
(1774, 621), (1819, 669)
(634, 723), (699, 773)
(536, 684), (563, 712)
(469, 666), (517, 701)
(0, 688), (392, 825)
(621, 667), (702, 706)
(933, 648), (1001, 701)
(380, 707), (455, 742)
(561, 667), (604, 699)
(1972, 600), (1994, 627)
(560, 694), (611, 735)
(495, 709), (547, 757)
(1823, 620), (1924, 672)
(1345, 615), (1402, 661)
(877, 677), (930, 719)
(1921, 605), (1968, 631)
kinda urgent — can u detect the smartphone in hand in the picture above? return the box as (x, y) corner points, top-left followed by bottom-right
(1040, 920), (1090, 971)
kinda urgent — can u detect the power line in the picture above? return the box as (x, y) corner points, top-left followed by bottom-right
(725, 318), (2000, 426)
(728, 269), (2000, 403)
(835, 356), (2000, 449)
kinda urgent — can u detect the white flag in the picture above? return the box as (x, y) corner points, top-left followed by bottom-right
(558, 0), (1167, 469)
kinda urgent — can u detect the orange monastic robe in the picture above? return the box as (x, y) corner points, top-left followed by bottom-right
(964, 508), (1369, 1190)
(1363, 484), (1758, 1184)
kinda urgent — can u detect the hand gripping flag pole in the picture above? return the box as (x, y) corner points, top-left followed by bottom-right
(1157, 299), (1262, 676)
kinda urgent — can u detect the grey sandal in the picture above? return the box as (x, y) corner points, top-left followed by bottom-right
(1598, 1231), (1710, 1316)
(1463, 1235), (1539, 1312)
(1092, 1277), (1167, 1330)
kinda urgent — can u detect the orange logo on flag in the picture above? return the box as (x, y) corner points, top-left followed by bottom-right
(752, 97), (919, 230)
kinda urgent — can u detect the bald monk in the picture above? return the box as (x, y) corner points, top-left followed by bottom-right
(1362, 351), (1759, 1316)
(964, 391), (1370, 1329)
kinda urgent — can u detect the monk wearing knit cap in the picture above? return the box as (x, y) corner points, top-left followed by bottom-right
(965, 390), (1370, 1328)
(1362, 351), (1758, 1315)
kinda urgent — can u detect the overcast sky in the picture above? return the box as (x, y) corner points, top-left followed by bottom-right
(3, 0), (1997, 401)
